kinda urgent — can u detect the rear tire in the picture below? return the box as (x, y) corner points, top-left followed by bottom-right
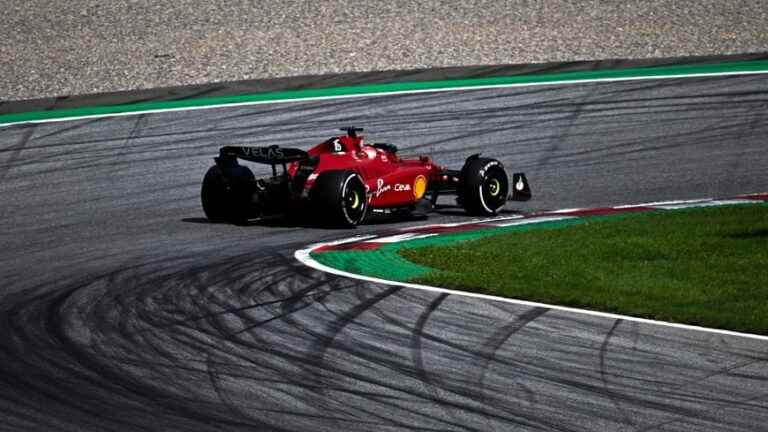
(310, 170), (367, 227)
(459, 157), (509, 215)
(201, 164), (254, 223)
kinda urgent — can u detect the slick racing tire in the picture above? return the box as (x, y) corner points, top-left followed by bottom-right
(201, 164), (255, 223)
(310, 170), (367, 227)
(459, 157), (509, 215)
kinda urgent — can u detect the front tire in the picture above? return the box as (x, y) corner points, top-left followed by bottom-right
(310, 170), (367, 227)
(459, 157), (509, 215)
(201, 164), (255, 223)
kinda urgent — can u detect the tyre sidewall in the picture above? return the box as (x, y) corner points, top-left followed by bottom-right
(200, 164), (254, 223)
(461, 158), (509, 215)
(339, 173), (367, 225)
(310, 170), (367, 227)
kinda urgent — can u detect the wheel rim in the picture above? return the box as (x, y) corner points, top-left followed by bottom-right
(488, 178), (501, 197)
(349, 190), (360, 209)
(342, 176), (366, 224)
(478, 167), (508, 214)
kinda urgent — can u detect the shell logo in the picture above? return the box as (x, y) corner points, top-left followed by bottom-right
(413, 175), (428, 200)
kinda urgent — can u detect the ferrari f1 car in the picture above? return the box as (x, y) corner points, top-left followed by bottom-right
(201, 127), (531, 226)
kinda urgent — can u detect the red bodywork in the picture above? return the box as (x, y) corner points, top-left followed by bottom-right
(289, 133), (440, 209)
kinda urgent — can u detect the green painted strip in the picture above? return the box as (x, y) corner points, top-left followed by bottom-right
(311, 217), (587, 281)
(312, 248), (435, 281)
(3, 59), (768, 126)
(312, 203), (767, 283)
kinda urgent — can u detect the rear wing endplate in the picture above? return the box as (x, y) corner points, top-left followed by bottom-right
(509, 173), (532, 201)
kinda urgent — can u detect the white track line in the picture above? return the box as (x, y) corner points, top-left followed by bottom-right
(294, 248), (768, 342)
(491, 215), (575, 227)
(3, 69), (768, 128)
(294, 196), (768, 342)
(651, 199), (758, 210)
(364, 233), (437, 243)
(545, 207), (588, 214)
(398, 215), (521, 231)
(614, 198), (710, 208)
(304, 234), (377, 250)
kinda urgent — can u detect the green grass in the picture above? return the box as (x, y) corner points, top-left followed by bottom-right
(400, 204), (768, 334)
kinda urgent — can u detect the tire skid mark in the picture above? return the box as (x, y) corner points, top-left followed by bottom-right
(34, 117), (107, 140)
(305, 286), (401, 409)
(0, 252), (364, 431)
(633, 391), (768, 432)
(288, 279), (540, 430)
(599, 319), (636, 427)
(308, 283), (556, 430)
(408, 293), (470, 430)
(535, 75), (600, 169)
(205, 352), (275, 428)
(476, 306), (548, 411)
(0, 124), (35, 183)
(350, 289), (586, 431)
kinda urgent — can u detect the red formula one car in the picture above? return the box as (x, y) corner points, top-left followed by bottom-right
(201, 127), (531, 226)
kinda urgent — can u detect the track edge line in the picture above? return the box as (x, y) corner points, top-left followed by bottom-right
(294, 195), (768, 342)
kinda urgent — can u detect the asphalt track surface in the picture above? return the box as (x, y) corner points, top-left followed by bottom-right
(1, 75), (768, 431)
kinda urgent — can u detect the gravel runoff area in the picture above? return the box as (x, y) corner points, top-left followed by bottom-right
(2, 0), (768, 102)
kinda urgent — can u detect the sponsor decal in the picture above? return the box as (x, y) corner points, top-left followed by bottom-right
(376, 178), (426, 196)
(516, 177), (525, 191)
(413, 175), (428, 199)
(374, 178), (392, 197)
(480, 160), (500, 177)
(241, 146), (284, 159)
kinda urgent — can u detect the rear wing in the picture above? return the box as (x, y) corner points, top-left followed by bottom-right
(219, 145), (308, 165)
